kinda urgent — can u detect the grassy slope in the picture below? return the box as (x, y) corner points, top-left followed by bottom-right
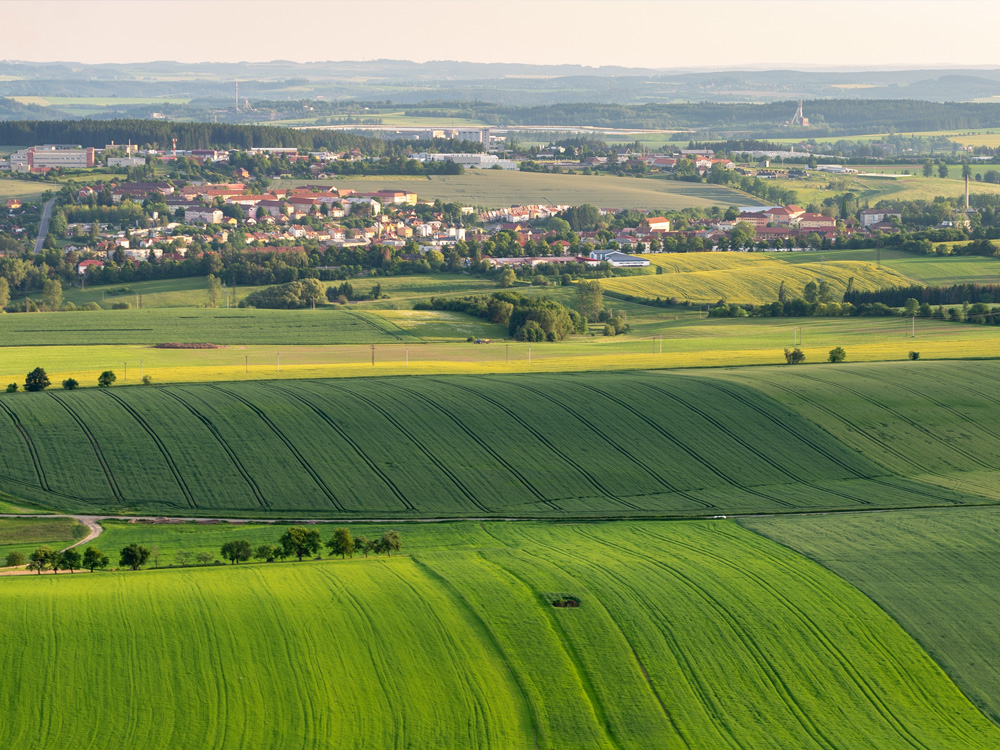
(0, 517), (85, 561)
(5, 520), (999, 749)
(275, 172), (765, 210)
(602, 258), (910, 305)
(781, 246), (1000, 286)
(741, 507), (1000, 726)
(1, 362), (997, 517)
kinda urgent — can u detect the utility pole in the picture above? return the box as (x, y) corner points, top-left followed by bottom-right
(405, 345), (408, 367)
(659, 334), (662, 354)
(912, 314), (916, 338)
(276, 351), (280, 373)
(528, 344), (531, 364)
(139, 360), (143, 381)
(123, 362), (127, 382)
(371, 344), (375, 366)
(505, 343), (509, 364)
(245, 355), (248, 374)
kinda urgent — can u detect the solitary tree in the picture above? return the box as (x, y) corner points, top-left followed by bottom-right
(62, 378), (79, 390)
(97, 370), (117, 388)
(42, 278), (62, 311)
(279, 526), (322, 561)
(938, 162), (949, 179)
(254, 543), (279, 562)
(206, 273), (222, 308)
(28, 546), (55, 574)
(498, 267), (516, 288)
(60, 547), (82, 573)
(828, 347), (847, 363)
(24, 367), (51, 392)
(83, 546), (109, 572)
(903, 298), (920, 317)
(379, 530), (402, 557)
(576, 280), (604, 322)
(327, 527), (355, 559)
(5, 550), (26, 567)
(119, 543), (151, 571)
(175, 549), (192, 567)
(221, 539), (253, 564)
(195, 551), (216, 565)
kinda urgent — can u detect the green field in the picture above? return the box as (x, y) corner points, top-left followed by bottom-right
(0, 516), (85, 562)
(276, 171), (765, 210)
(1, 362), (998, 517)
(602, 253), (911, 304)
(781, 247), (1000, 285)
(0, 178), (52, 201)
(0, 307), (421, 346)
(743, 506), (1000, 726)
(5, 519), (999, 749)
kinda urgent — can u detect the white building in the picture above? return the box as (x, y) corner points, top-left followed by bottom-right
(108, 157), (146, 168)
(589, 249), (650, 267)
(10, 145), (95, 172)
(184, 207), (224, 224)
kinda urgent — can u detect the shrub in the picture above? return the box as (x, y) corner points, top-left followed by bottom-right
(110, 301), (131, 310)
(5, 550), (26, 567)
(909, 351), (921, 360)
(141, 375), (153, 385)
(828, 347), (847, 363)
(239, 279), (326, 309)
(783, 347), (806, 365)
(5, 383), (18, 393)
(62, 378), (79, 390)
(83, 302), (101, 311)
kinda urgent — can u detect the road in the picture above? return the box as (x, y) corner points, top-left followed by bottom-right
(33, 198), (55, 254)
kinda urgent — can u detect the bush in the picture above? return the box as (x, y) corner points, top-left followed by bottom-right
(783, 347), (805, 365)
(97, 370), (117, 388)
(5, 550), (26, 567)
(141, 375), (153, 385)
(909, 351), (921, 360)
(828, 347), (846, 363)
(111, 301), (131, 310)
(62, 378), (79, 390)
(5, 382), (18, 393)
(239, 279), (326, 309)
(83, 302), (101, 311)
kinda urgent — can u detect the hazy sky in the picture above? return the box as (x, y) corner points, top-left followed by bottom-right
(5, 1), (999, 70)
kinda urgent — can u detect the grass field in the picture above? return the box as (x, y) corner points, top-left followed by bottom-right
(274, 172), (765, 210)
(0, 362), (997, 517)
(0, 516), (85, 562)
(743, 506), (1000, 726)
(780, 247), (1000, 285)
(602, 253), (911, 304)
(5, 519), (1000, 749)
(0, 178), (52, 201)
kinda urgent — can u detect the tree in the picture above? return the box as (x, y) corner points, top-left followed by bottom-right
(196, 551), (216, 565)
(24, 367), (51, 392)
(254, 543), (279, 562)
(923, 159), (934, 178)
(803, 281), (819, 304)
(82, 546), (109, 572)
(5, 550), (26, 567)
(206, 273), (222, 308)
(828, 346), (847, 363)
(97, 370), (117, 388)
(909, 351), (921, 360)
(498, 267), (516, 288)
(221, 539), (253, 564)
(60, 547), (82, 573)
(279, 526), (322, 561)
(119, 543), (151, 570)
(5, 383), (17, 393)
(903, 298), (920, 317)
(327, 527), (355, 559)
(963, 162), (973, 179)
(354, 534), (375, 558)
(175, 549), (191, 567)
(0, 277), (9, 309)
(938, 162), (949, 179)
(42, 278), (62, 311)
(729, 222), (757, 251)
(777, 280), (787, 303)
(379, 530), (402, 557)
(62, 378), (79, 390)
(783, 347), (805, 365)
(576, 280), (604, 322)
(28, 546), (55, 574)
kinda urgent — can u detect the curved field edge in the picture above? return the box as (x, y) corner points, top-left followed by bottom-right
(2, 363), (999, 517)
(740, 506), (1000, 728)
(4, 520), (1000, 749)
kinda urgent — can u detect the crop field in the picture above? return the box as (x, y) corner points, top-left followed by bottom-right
(4, 520), (999, 749)
(779, 247), (1000, 285)
(0, 363), (997, 517)
(704, 359), (1000, 503)
(601, 256), (911, 304)
(276, 172), (765, 210)
(743, 506), (1000, 726)
(0, 516), (85, 562)
(0, 307), (419, 346)
(1, 314), (997, 387)
(34, 273), (498, 310)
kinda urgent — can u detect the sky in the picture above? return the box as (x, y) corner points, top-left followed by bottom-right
(4, 1), (999, 70)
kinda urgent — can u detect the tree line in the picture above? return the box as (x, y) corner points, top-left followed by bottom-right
(7, 527), (402, 574)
